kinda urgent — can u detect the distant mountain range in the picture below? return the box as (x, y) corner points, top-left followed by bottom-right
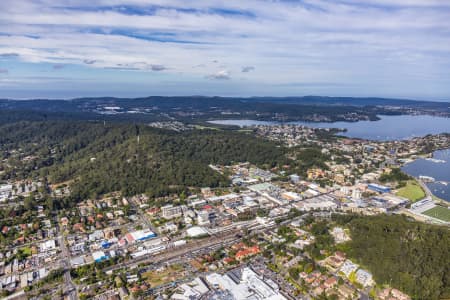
(0, 96), (448, 124)
(243, 96), (450, 107)
(1, 95), (449, 107)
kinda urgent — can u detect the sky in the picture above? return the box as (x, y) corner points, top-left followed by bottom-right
(0, 0), (450, 100)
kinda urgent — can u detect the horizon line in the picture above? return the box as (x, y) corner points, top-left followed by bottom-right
(1, 95), (449, 104)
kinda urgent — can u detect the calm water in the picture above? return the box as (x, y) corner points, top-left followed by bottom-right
(208, 115), (450, 141)
(402, 149), (450, 202)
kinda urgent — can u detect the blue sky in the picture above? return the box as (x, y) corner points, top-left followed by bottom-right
(1, 0), (450, 100)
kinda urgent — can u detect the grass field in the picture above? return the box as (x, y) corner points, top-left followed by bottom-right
(142, 264), (185, 287)
(194, 125), (221, 130)
(396, 180), (425, 202)
(21, 247), (32, 256)
(422, 206), (450, 222)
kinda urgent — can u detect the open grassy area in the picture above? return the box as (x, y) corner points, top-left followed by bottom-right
(142, 264), (185, 287)
(194, 125), (221, 130)
(422, 206), (450, 222)
(396, 180), (425, 202)
(237, 129), (254, 133)
(21, 247), (32, 256)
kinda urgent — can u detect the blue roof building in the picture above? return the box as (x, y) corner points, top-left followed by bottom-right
(368, 183), (391, 193)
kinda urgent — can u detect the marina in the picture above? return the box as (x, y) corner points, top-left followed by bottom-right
(402, 149), (450, 202)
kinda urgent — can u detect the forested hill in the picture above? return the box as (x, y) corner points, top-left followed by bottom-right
(1, 96), (448, 110)
(1, 96), (448, 123)
(0, 121), (288, 202)
(0, 98), (387, 123)
(250, 96), (450, 108)
(333, 214), (450, 300)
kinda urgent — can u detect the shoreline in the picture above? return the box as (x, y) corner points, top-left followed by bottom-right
(402, 148), (450, 205)
(207, 115), (450, 142)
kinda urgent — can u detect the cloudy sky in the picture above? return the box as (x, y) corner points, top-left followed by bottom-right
(1, 0), (449, 100)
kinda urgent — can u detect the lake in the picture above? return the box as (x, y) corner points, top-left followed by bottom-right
(208, 115), (450, 141)
(401, 149), (450, 202)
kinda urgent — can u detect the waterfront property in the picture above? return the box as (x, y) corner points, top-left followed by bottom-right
(209, 115), (450, 141)
(402, 149), (450, 202)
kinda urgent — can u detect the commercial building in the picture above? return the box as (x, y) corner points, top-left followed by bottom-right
(39, 240), (56, 252)
(197, 210), (210, 226)
(162, 205), (184, 219)
(92, 251), (108, 262)
(352, 188), (362, 199)
(170, 277), (209, 300)
(125, 229), (157, 243)
(205, 267), (286, 300)
(130, 245), (166, 258)
(368, 183), (391, 193)
(0, 184), (13, 202)
(281, 192), (301, 201)
(186, 226), (208, 237)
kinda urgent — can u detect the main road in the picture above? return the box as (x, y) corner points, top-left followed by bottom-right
(54, 211), (79, 300)
(417, 178), (433, 198)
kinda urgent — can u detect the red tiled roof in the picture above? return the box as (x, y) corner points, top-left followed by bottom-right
(223, 257), (235, 264)
(324, 277), (337, 287)
(235, 246), (260, 259)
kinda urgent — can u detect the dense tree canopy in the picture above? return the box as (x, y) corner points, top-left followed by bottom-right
(0, 121), (288, 201)
(333, 214), (450, 300)
(379, 168), (410, 183)
(292, 147), (330, 174)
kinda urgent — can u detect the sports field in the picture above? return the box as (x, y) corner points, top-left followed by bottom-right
(422, 206), (450, 222)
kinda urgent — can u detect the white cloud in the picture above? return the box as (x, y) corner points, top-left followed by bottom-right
(207, 70), (231, 80)
(0, 0), (449, 98)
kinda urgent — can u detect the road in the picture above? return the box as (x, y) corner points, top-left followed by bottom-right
(55, 214), (78, 300)
(417, 179), (433, 198)
(129, 196), (159, 234)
